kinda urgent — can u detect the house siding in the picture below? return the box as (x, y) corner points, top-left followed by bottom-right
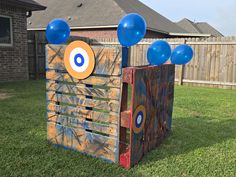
(71, 29), (167, 39)
(0, 4), (28, 82)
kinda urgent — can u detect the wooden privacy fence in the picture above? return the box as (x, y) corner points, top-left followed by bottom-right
(28, 33), (236, 89)
(129, 37), (236, 90)
(28, 31), (47, 79)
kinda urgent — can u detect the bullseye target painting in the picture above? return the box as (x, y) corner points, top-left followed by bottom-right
(132, 105), (146, 134)
(64, 41), (95, 80)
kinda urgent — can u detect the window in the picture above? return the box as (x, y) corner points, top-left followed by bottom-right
(0, 15), (13, 46)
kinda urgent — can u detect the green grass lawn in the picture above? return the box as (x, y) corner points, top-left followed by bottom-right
(0, 80), (235, 177)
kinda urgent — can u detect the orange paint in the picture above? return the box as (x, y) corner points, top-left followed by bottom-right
(64, 41), (95, 80)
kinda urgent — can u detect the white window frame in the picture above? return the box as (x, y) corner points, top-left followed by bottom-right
(0, 15), (13, 47)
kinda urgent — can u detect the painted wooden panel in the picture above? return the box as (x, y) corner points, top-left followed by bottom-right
(130, 66), (162, 165)
(46, 43), (123, 163)
(167, 66), (175, 130)
(121, 65), (175, 168)
(46, 45), (122, 76)
(47, 104), (119, 125)
(159, 65), (169, 137)
(130, 68), (146, 165)
(47, 91), (120, 113)
(46, 70), (121, 88)
(47, 122), (117, 162)
(46, 81), (121, 100)
(47, 112), (117, 137)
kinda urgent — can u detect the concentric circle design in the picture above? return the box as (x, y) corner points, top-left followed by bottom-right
(132, 105), (146, 134)
(64, 41), (95, 80)
(74, 53), (85, 67)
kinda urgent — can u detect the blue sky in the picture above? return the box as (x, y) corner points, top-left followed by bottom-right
(140, 0), (236, 36)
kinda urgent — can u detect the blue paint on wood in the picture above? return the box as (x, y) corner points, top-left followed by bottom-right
(51, 143), (114, 164)
(122, 47), (129, 68)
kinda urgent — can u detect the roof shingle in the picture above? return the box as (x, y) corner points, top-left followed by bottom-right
(6, 0), (46, 11)
(195, 22), (223, 37)
(27, 0), (186, 34)
(177, 18), (223, 37)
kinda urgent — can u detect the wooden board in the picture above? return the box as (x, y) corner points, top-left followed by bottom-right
(46, 70), (121, 88)
(48, 122), (117, 162)
(48, 112), (117, 137)
(47, 91), (120, 113)
(47, 103), (119, 125)
(167, 66), (175, 130)
(46, 81), (121, 100)
(46, 45), (122, 76)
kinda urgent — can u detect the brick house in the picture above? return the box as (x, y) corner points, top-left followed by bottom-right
(0, 0), (45, 82)
(27, 0), (208, 39)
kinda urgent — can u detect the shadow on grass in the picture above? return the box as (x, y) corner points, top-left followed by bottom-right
(139, 115), (236, 165)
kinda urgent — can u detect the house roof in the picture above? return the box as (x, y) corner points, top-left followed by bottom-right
(114, 0), (187, 34)
(195, 22), (224, 37)
(176, 18), (201, 34)
(5, 0), (46, 11)
(27, 0), (187, 35)
(177, 18), (223, 37)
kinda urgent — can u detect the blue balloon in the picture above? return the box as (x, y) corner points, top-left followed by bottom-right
(46, 19), (70, 44)
(171, 44), (194, 65)
(147, 40), (171, 65)
(117, 13), (147, 47)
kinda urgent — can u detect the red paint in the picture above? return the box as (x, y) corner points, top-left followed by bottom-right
(119, 148), (131, 169)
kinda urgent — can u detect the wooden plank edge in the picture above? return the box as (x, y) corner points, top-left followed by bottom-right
(46, 69), (122, 88)
(46, 103), (119, 125)
(46, 91), (120, 113)
(121, 110), (131, 129)
(47, 112), (118, 137)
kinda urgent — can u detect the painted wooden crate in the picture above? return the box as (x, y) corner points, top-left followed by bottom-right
(46, 43), (175, 168)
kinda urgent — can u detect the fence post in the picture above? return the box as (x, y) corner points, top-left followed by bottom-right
(178, 39), (187, 85)
(34, 32), (39, 80)
(178, 65), (184, 85)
